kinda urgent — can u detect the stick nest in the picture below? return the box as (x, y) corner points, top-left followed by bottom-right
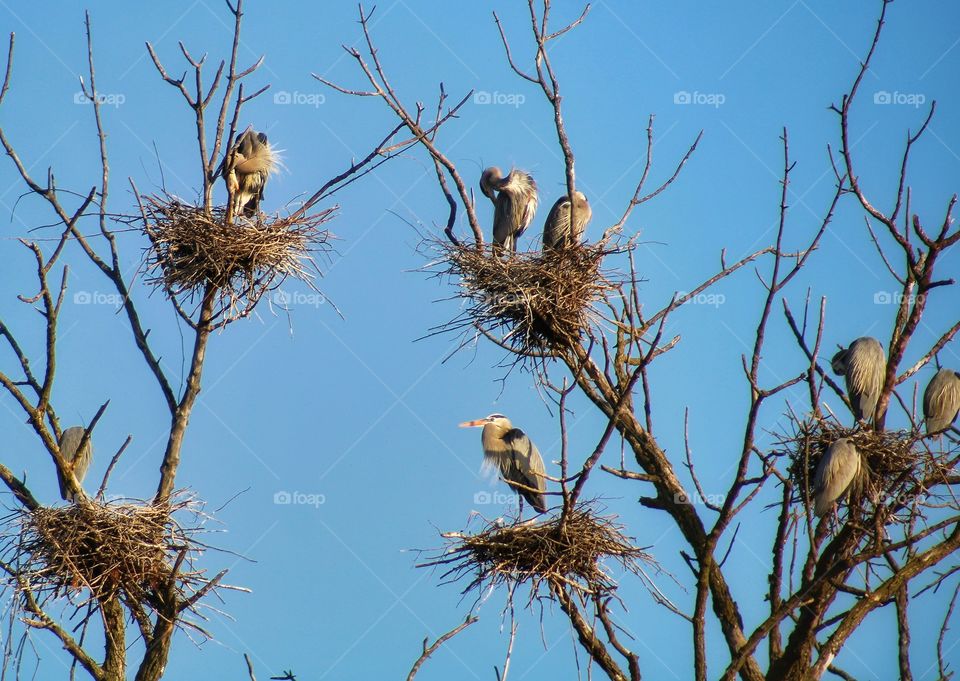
(2, 494), (215, 609)
(143, 195), (334, 320)
(429, 239), (617, 355)
(420, 504), (651, 599)
(774, 416), (953, 514)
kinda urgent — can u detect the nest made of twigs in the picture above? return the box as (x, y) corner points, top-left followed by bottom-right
(2, 494), (206, 605)
(430, 239), (617, 355)
(776, 417), (940, 513)
(421, 504), (651, 598)
(143, 195), (333, 317)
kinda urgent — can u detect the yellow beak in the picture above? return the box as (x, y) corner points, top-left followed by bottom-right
(459, 419), (487, 428)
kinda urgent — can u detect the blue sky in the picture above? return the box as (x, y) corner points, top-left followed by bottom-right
(1, 1), (959, 679)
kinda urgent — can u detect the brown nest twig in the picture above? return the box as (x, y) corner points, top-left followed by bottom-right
(0, 492), (225, 621)
(142, 195), (335, 322)
(418, 504), (653, 601)
(425, 239), (619, 356)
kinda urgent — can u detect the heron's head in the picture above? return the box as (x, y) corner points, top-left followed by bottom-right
(459, 413), (512, 433)
(830, 347), (848, 375)
(480, 167), (504, 201)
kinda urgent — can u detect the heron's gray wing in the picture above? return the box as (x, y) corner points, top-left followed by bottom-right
(493, 193), (514, 248)
(924, 369), (960, 433)
(813, 439), (859, 516)
(572, 197), (592, 241)
(846, 338), (885, 421)
(58, 426), (92, 502)
(542, 197), (570, 249)
(502, 428), (547, 513)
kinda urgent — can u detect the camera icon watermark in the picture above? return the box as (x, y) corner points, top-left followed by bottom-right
(274, 490), (326, 508)
(273, 90), (326, 107)
(673, 90), (725, 108)
(73, 91), (126, 108)
(873, 91), (925, 108)
(473, 90), (525, 108)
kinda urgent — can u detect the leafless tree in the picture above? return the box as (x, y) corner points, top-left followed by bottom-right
(0, 2), (424, 679)
(319, 3), (960, 680)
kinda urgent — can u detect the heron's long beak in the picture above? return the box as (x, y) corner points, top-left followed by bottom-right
(459, 419), (487, 428)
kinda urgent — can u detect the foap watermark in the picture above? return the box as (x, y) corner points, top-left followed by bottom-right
(875, 490), (928, 507)
(677, 291), (726, 308)
(474, 490), (518, 507)
(73, 290), (124, 306)
(873, 90), (925, 108)
(473, 90), (525, 108)
(674, 491), (726, 506)
(874, 291), (917, 305)
(673, 90), (725, 108)
(273, 289), (326, 308)
(73, 91), (125, 108)
(273, 490), (326, 508)
(273, 90), (325, 107)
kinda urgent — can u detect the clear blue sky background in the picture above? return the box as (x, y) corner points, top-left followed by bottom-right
(2, 1), (959, 679)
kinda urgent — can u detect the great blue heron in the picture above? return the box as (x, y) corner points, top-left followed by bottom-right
(220, 125), (278, 217)
(542, 191), (592, 250)
(480, 167), (538, 253)
(923, 368), (960, 435)
(813, 438), (861, 517)
(459, 413), (547, 514)
(57, 426), (93, 502)
(831, 337), (885, 423)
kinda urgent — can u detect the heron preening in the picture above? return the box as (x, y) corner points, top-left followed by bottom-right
(459, 413), (547, 514)
(480, 167), (539, 253)
(813, 438), (862, 517)
(831, 337), (885, 424)
(220, 125), (279, 217)
(542, 191), (592, 250)
(57, 426), (93, 502)
(923, 367), (960, 436)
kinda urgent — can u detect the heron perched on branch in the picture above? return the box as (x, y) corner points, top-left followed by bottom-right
(831, 337), (885, 424)
(57, 426), (93, 502)
(220, 125), (279, 217)
(480, 167), (538, 254)
(543, 191), (592, 250)
(923, 367), (960, 436)
(459, 413), (547, 514)
(813, 438), (861, 517)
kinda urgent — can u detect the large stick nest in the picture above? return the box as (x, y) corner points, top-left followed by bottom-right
(1, 494), (216, 611)
(143, 195), (334, 321)
(420, 504), (652, 599)
(428, 239), (618, 356)
(774, 416), (952, 514)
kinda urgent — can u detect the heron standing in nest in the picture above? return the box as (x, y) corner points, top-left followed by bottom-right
(460, 413), (547, 515)
(543, 190), (592, 250)
(813, 438), (861, 517)
(831, 337), (885, 425)
(923, 367), (960, 436)
(220, 125), (279, 217)
(57, 426), (93, 502)
(480, 167), (538, 254)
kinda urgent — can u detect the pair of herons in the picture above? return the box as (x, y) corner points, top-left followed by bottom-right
(813, 336), (960, 517)
(479, 167), (592, 253)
